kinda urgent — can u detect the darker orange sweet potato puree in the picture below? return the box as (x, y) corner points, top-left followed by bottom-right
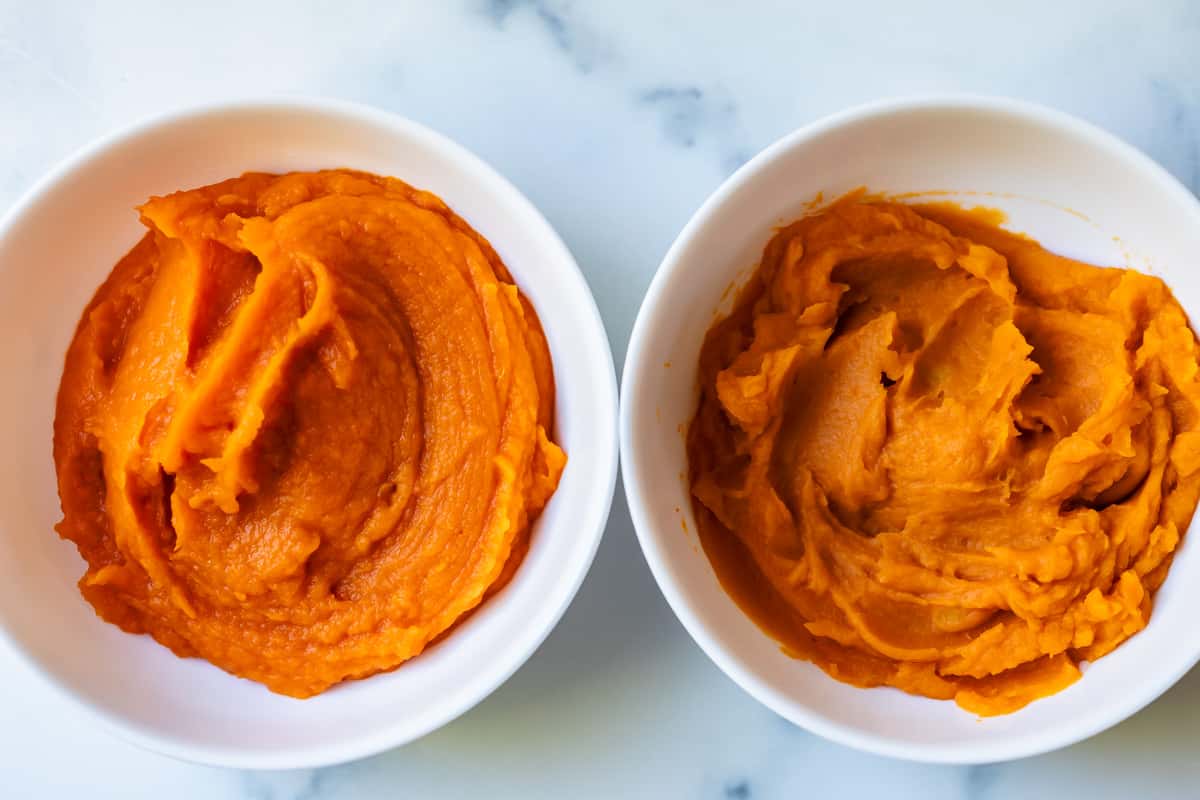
(689, 195), (1200, 715)
(54, 170), (565, 698)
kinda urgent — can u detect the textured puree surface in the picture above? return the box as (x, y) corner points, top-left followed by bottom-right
(53, 170), (565, 698)
(688, 196), (1200, 715)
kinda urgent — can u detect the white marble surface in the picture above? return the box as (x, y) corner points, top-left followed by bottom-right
(2, 1), (1199, 797)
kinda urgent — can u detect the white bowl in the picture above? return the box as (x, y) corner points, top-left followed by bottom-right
(620, 95), (1200, 764)
(0, 99), (618, 769)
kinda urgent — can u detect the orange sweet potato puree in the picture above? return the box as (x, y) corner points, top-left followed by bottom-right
(688, 195), (1200, 715)
(53, 170), (565, 698)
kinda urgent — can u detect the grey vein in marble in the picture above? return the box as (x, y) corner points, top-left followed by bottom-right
(482, 0), (608, 73)
(242, 769), (326, 800)
(1148, 77), (1200, 195)
(636, 85), (753, 175)
(963, 763), (1003, 799)
(723, 778), (752, 799)
(479, 0), (751, 175)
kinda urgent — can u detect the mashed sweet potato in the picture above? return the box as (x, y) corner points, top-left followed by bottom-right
(54, 170), (565, 698)
(688, 195), (1200, 715)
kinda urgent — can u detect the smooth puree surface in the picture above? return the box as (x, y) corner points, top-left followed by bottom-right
(53, 170), (565, 698)
(688, 195), (1200, 715)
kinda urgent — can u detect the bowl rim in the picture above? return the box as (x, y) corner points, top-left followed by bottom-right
(619, 92), (1200, 764)
(0, 96), (619, 769)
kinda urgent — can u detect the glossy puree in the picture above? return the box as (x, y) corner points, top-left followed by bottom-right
(54, 170), (565, 698)
(688, 196), (1200, 714)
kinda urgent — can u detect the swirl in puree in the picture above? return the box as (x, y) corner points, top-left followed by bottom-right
(54, 170), (565, 698)
(689, 196), (1200, 714)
